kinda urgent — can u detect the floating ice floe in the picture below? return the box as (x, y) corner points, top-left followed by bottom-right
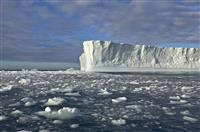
(98, 88), (112, 95)
(126, 105), (142, 113)
(70, 124), (79, 128)
(169, 96), (180, 100)
(65, 92), (81, 96)
(18, 78), (31, 85)
(37, 107), (80, 120)
(32, 81), (49, 86)
(182, 116), (198, 122)
(17, 130), (32, 132)
(21, 97), (33, 102)
(45, 97), (64, 106)
(180, 110), (190, 115)
(181, 86), (192, 90)
(50, 88), (73, 93)
(169, 100), (188, 104)
(45, 107), (51, 112)
(111, 118), (126, 126)
(162, 107), (176, 116)
(38, 129), (50, 132)
(17, 115), (35, 124)
(25, 101), (37, 107)
(129, 81), (139, 85)
(0, 84), (13, 92)
(0, 115), (7, 121)
(112, 97), (127, 104)
(133, 88), (143, 92)
(20, 97), (37, 107)
(131, 123), (137, 127)
(181, 94), (190, 99)
(52, 120), (63, 124)
(11, 110), (23, 117)
(9, 102), (21, 107)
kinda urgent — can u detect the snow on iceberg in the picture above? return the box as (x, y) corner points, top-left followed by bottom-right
(79, 40), (200, 72)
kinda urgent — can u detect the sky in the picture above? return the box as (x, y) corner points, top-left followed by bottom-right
(1, 0), (200, 63)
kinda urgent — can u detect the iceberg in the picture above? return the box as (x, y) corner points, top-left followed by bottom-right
(79, 40), (200, 72)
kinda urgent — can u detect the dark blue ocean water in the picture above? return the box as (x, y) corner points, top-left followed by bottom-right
(0, 71), (199, 132)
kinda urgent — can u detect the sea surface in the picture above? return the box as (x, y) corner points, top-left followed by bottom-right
(0, 61), (79, 70)
(0, 70), (200, 132)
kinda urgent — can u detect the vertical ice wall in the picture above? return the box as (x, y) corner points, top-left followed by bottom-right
(79, 40), (200, 72)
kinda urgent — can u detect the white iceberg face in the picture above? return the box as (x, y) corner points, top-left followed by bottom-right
(79, 40), (200, 72)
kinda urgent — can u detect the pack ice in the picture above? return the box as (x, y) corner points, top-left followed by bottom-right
(79, 40), (200, 72)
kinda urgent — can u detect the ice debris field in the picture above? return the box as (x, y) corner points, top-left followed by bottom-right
(0, 70), (200, 132)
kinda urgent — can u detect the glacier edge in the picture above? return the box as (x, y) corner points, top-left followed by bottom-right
(79, 40), (200, 72)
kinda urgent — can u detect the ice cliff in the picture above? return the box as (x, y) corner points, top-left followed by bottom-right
(79, 40), (200, 72)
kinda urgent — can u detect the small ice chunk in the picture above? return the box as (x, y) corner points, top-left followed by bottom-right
(0, 115), (7, 121)
(53, 120), (63, 124)
(11, 110), (23, 116)
(112, 97), (127, 104)
(0, 85), (13, 92)
(45, 107), (51, 112)
(21, 97), (33, 103)
(17, 116), (32, 124)
(126, 105), (142, 113)
(181, 86), (192, 90)
(18, 78), (31, 85)
(131, 123), (136, 127)
(129, 81), (139, 85)
(162, 107), (176, 116)
(37, 107), (79, 120)
(170, 100), (188, 104)
(57, 107), (79, 119)
(181, 94), (190, 99)
(9, 102), (21, 107)
(133, 87), (143, 92)
(182, 116), (198, 122)
(180, 110), (190, 115)
(17, 130), (32, 132)
(98, 88), (112, 95)
(111, 118), (126, 126)
(39, 130), (50, 132)
(45, 97), (64, 106)
(70, 124), (79, 128)
(145, 87), (150, 90)
(25, 100), (36, 107)
(21, 97), (36, 107)
(169, 96), (180, 100)
(51, 87), (73, 93)
(65, 92), (81, 96)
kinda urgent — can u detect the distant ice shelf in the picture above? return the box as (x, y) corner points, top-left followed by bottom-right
(79, 40), (200, 72)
